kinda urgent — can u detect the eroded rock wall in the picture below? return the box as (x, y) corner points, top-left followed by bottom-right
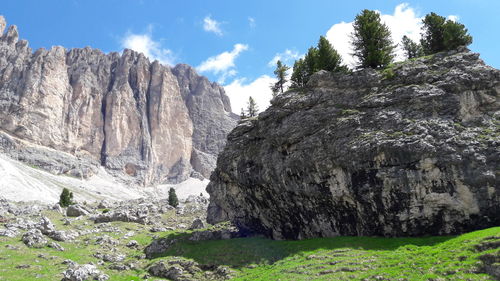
(207, 48), (500, 239)
(0, 17), (237, 185)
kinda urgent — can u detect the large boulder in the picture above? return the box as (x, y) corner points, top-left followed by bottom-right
(207, 49), (500, 240)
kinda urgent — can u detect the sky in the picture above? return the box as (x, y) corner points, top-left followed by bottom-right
(2, 0), (498, 113)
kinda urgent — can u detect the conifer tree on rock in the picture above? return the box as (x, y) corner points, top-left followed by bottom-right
(421, 12), (472, 55)
(401, 35), (423, 59)
(246, 96), (258, 117)
(240, 108), (247, 119)
(317, 36), (345, 72)
(271, 60), (290, 96)
(59, 188), (74, 207)
(351, 9), (395, 69)
(291, 37), (346, 88)
(290, 58), (307, 88)
(168, 187), (179, 208)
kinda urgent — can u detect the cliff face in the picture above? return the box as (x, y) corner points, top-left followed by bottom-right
(0, 16), (237, 185)
(207, 48), (500, 239)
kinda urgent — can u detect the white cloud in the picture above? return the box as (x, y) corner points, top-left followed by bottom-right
(203, 15), (223, 36)
(325, 3), (451, 67)
(248, 17), (256, 28)
(197, 43), (249, 84)
(121, 28), (175, 65)
(224, 75), (277, 114)
(447, 15), (459, 22)
(268, 49), (301, 67)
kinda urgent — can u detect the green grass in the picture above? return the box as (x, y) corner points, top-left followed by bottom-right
(0, 205), (498, 281)
(152, 227), (499, 281)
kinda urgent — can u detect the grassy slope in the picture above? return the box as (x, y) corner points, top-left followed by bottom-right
(0, 207), (498, 281)
(156, 227), (499, 281)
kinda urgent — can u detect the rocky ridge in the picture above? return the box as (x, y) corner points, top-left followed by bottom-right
(0, 16), (237, 185)
(207, 48), (500, 239)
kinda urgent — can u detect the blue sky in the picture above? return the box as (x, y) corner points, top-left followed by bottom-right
(2, 0), (498, 112)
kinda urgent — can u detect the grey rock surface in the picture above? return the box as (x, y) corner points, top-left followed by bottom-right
(61, 263), (109, 281)
(22, 229), (47, 248)
(148, 258), (201, 280)
(207, 49), (500, 239)
(189, 218), (205, 230)
(66, 205), (91, 217)
(0, 16), (237, 185)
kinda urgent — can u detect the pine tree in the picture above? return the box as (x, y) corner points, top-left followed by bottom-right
(246, 96), (258, 117)
(442, 20), (472, 51)
(59, 188), (74, 207)
(290, 58), (307, 88)
(420, 12), (447, 54)
(351, 9), (395, 69)
(271, 60), (290, 96)
(240, 107), (247, 119)
(421, 12), (473, 55)
(401, 35), (423, 59)
(317, 36), (345, 72)
(304, 47), (319, 78)
(168, 187), (179, 208)
(290, 36), (346, 89)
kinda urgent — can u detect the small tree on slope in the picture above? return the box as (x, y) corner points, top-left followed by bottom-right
(59, 188), (74, 207)
(168, 187), (179, 208)
(271, 60), (290, 97)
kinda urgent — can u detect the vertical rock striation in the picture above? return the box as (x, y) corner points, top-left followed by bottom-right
(0, 16), (237, 185)
(207, 48), (500, 239)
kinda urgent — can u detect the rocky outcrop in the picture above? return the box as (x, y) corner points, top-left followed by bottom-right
(0, 16), (237, 185)
(207, 48), (500, 239)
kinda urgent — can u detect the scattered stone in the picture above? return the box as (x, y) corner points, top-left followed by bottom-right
(37, 216), (56, 235)
(94, 235), (119, 246)
(176, 223), (187, 229)
(66, 204), (91, 217)
(62, 259), (76, 266)
(48, 242), (65, 251)
(97, 200), (114, 209)
(61, 263), (109, 281)
(91, 210), (148, 224)
(15, 264), (30, 269)
(189, 218), (205, 230)
(22, 229), (48, 248)
(215, 266), (234, 279)
(52, 204), (64, 214)
(5, 244), (20, 250)
(93, 253), (126, 263)
(126, 240), (138, 248)
(148, 258), (201, 280)
(150, 227), (167, 232)
(108, 263), (129, 271)
(122, 231), (135, 239)
(0, 227), (19, 237)
(50, 230), (79, 242)
(5, 218), (37, 230)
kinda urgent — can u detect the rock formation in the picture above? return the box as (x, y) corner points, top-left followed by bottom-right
(0, 16), (237, 185)
(207, 48), (500, 239)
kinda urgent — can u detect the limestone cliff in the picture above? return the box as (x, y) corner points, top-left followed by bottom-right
(0, 16), (237, 185)
(207, 48), (500, 239)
